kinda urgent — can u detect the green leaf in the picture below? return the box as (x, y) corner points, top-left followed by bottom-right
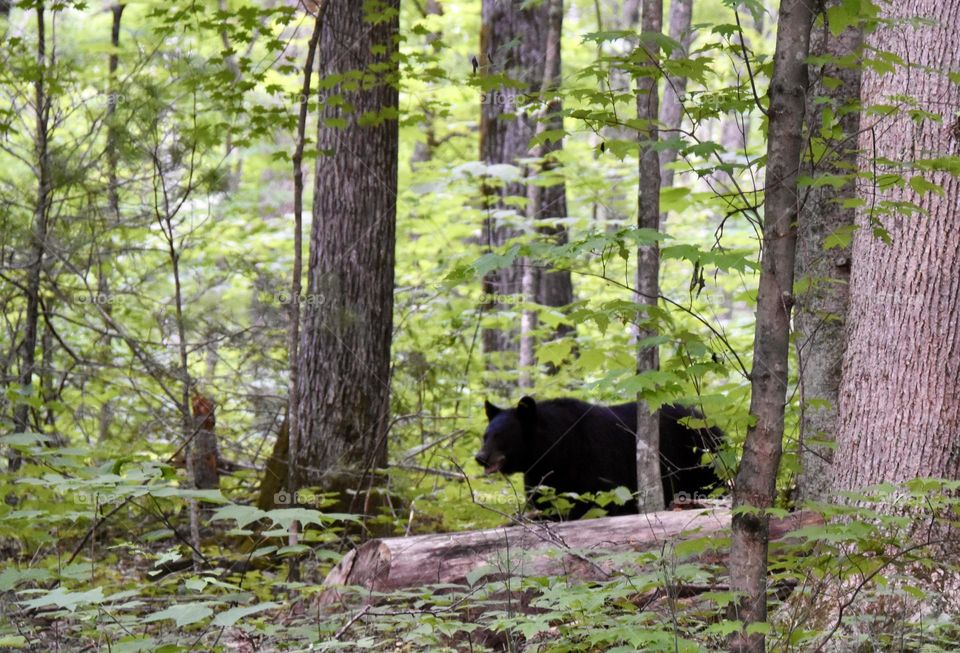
(0, 432), (55, 447)
(746, 622), (772, 636)
(143, 602), (214, 626)
(212, 602), (281, 627)
(20, 587), (105, 612)
(537, 340), (574, 366)
(823, 224), (856, 250)
(908, 175), (944, 196)
(0, 636), (27, 648)
(210, 504), (267, 528)
(0, 567), (51, 591)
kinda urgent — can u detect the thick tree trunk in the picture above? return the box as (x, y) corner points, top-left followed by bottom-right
(296, 1), (399, 496)
(728, 1), (812, 650)
(833, 1), (960, 490)
(519, 0), (572, 383)
(479, 0), (551, 363)
(634, 0), (664, 513)
(793, 5), (860, 504)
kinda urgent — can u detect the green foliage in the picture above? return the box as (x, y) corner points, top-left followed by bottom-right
(1, 0), (959, 649)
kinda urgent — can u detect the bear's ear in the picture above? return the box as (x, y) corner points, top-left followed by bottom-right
(484, 399), (502, 421)
(516, 396), (537, 425)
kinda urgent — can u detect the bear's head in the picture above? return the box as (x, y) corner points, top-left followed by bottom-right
(475, 396), (537, 475)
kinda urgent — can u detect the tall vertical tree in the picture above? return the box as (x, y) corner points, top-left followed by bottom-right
(794, 2), (861, 503)
(534, 0), (573, 326)
(658, 0), (693, 194)
(634, 0), (664, 513)
(519, 0), (572, 385)
(479, 0), (572, 371)
(728, 1), (813, 650)
(832, 1), (960, 492)
(11, 2), (51, 471)
(296, 1), (400, 497)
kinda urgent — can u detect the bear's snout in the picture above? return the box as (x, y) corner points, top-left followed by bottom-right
(475, 452), (489, 468)
(476, 452), (504, 475)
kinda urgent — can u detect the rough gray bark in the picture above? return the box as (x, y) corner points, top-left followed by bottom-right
(519, 0), (571, 385)
(296, 1), (399, 494)
(728, 1), (812, 650)
(658, 0), (693, 193)
(535, 0), (574, 328)
(634, 0), (664, 513)
(479, 1), (539, 358)
(833, 1), (960, 491)
(480, 0), (572, 363)
(793, 4), (860, 504)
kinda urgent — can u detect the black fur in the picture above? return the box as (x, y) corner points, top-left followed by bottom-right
(476, 397), (723, 518)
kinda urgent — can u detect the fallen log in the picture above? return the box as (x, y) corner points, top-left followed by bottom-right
(320, 508), (820, 604)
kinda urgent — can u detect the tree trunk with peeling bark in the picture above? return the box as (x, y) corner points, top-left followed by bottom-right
(296, 1), (399, 499)
(793, 3), (860, 504)
(728, 1), (812, 650)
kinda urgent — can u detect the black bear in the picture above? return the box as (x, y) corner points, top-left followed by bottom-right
(475, 396), (724, 518)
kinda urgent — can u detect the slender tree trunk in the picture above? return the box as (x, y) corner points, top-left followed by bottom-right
(107, 3), (124, 219)
(156, 182), (202, 568)
(634, 0), (663, 514)
(97, 7), (124, 444)
(658, 0), (693, 195)
(285, 2), (326, 571)
(535, 0), (574, 331)
(296, 1), (399, 499)
(794, 3), (860, 504)
(833, 1), (960, 491)
(11, 2), (50, 471)
(410, 0), (444, 166)
(728, 1), (812, 650)
(594, 0), (640, 229)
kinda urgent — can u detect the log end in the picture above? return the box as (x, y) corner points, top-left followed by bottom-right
(319, 539), (392, 605)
